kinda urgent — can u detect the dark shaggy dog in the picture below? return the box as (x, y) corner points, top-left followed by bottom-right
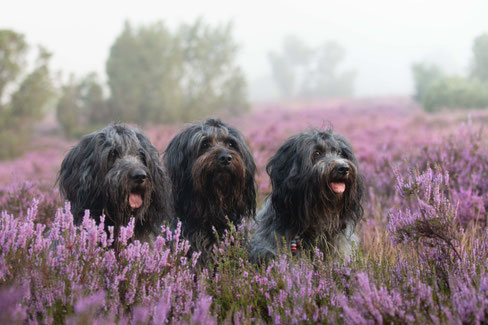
(164, 118), (256, 260)
(249, 129), (364, 262)
(58, 124), (172, 241)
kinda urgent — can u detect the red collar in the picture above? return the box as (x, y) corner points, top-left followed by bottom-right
(290, 235), (302, 255)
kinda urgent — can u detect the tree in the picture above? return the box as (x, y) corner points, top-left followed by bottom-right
(56, 73), (107, 138)
(0, 30), (54, 159)
(412, 33), (488, 112)
(0, 30), (27, 104)
(268, 35), (356, 100)
(106, 21), (182, 124)
(106, 19), (248, 124)
(471, 33), (488, 81)
(176, 19), (248, 121)
(411, 63), (443, 103)
(301, 41), (356, 98)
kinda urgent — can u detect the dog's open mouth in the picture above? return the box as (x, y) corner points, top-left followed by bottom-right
(129, 192), (143, 209)
(330, 182), (346, 194)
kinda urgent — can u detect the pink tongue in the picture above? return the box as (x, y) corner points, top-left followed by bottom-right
(330, 182), (346, 194)
(129, 193), (143, 209)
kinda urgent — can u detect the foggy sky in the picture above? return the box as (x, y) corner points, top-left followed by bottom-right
(1, 0), (487, 100)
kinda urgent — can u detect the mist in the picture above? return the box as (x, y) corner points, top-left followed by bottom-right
(1, 0), (487, 101)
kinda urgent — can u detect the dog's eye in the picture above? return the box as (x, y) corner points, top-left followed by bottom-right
(139, 151), (147, 166)
(227, 140), (237, 149)
(109, 149), (119, 161)
(312, 150), (321, 160)
(201, 141), (210, 150)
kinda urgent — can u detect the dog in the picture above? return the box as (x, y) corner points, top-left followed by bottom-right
(58, 124), (172, 241)
(163, 118), (256, 262)
(249, 129), (364, 262)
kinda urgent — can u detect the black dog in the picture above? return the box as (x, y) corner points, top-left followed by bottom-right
(164, 118), (256, 261)
(249, 129), (364, 262)
(58, 124), (172, 241)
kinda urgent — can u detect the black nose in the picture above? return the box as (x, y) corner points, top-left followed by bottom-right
(217, 152), (232, 166)
(334, 163), (350, 175)
(130, 169), (147, 183)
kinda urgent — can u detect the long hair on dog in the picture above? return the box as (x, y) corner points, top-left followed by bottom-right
(250, 128), (364, 262)
(163, 118), (256, 260)
(58, 124), (172, 240)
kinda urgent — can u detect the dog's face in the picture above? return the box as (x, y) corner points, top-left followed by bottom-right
(267, 129), (363, 236)
(191, 124), (247, 199)
(59, 124), (168, 230)
(308, 132), (358, 199)
(164, 118), (256, 222)
(102, 126), (154, 220)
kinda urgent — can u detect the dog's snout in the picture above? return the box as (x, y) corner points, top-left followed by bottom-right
(217, 152), (232, 166)
(334, 162), (350, 175)
(131, 169), (147, 183)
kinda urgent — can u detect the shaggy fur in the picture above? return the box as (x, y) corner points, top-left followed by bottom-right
(163, 118), (256, 261)
(58, 124), (172, 241)
(249, 129), (364, 262)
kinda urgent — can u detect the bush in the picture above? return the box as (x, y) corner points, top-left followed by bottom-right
(106, 19), (248, 124)
(0, 30), (54, 159)
(422, 76), (488, 111)
(56, 73), (107, 138)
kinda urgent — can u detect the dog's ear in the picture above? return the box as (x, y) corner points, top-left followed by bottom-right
(266, 137), (306, 223)
(58, 132), (106, 222)
(163, 127), (194, 188)
(136, 131), (173, 228)
(333, 134), (364, 222)
(228, 127), (257, 218)
(266, 136), (303, 190)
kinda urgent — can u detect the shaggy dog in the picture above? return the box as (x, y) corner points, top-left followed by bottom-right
(58, 124), (172, 241)
(249, 129), (364, 262)
(163, 118), (256, 261)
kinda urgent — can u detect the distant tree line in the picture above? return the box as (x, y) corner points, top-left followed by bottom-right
(0, 30), (54, 158)
(268, 35), (356, 100)
(57, 19), (248, 137)
(0, 19), (249, 158)
(412, 33), (488, 111)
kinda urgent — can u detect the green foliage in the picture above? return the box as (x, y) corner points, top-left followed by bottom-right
(411, 63), (443, 103)
(413, 32), (488, 112)
(422, 77), (488, 112)
(0, 30), (54, 160)
(56, 73), (107, 138)
(471, 33), (488, 81)
(106, 19), (248, 124)
(0, 30), (27, 102)
(268, 35), (356, 99)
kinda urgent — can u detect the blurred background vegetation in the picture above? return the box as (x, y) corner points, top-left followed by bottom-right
(0, 30), (54, 158)
(1, 16), (488, 160)
(268, 35), (356, 99)
(412, 33), (488, 112)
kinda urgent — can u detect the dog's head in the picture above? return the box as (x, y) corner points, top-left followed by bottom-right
(164, 118), (256, 223)
(267, 129), (364, 237)
(59, 124), (169, 231)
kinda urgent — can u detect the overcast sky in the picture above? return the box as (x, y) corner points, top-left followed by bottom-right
(1, 0), (487, 99)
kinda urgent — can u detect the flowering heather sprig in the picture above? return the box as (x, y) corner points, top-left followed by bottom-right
(411, 125), (488, 227)
(388, 167), (461, 261)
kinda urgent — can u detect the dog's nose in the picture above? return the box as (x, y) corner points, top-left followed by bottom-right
(131, 169), (147, 183)
(217, 152), (232, 166)
(334, 163), (350, 175)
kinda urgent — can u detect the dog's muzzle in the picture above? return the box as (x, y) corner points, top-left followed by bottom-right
(329, 159), (351, 194)
(129, 168), (147, 209)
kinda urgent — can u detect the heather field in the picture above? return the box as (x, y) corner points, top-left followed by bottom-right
(1, 98), (488, 324)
